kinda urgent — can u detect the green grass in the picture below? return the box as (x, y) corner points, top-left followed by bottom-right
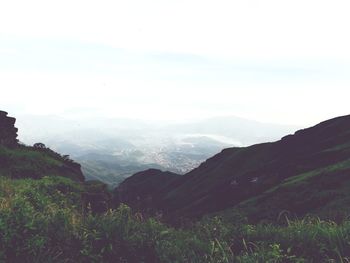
(220, 159), (350, 224)
(0, 145), (62, 166)
(2, 175), (350, 262)
(0, 145), (83, 181)
(3, 114), (350, 261)
(323, 141), (350, 153)
(281, 159), (350, 188)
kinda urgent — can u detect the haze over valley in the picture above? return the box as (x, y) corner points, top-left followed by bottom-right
(2, 0), (350, 261)
(15, 113), (298, 185)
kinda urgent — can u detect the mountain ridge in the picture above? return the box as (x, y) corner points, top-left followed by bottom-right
(115, 114), (350, 222)
(15, 113), (298, 185)
(2, 110), (350, 262)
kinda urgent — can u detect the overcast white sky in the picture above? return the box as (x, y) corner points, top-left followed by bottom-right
(1, 0), (350, 126)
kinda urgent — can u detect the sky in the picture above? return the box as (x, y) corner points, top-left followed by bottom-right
(1, 0), (350, 126)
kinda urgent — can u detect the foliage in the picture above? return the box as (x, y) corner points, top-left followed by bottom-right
(0, 144), (83, 181)
(2, 114), (350, 262)
(2, 175), (350, 262)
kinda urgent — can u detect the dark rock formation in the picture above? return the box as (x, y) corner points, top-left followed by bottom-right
(0, 111), (18, 147)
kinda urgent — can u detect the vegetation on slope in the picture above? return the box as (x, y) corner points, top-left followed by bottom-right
(225, 159), (350, 223)
(0, 144), (84, 181)
(115, 114), (350, 222)
(2, 112), (350, 262)
(1, 175), (350, 262)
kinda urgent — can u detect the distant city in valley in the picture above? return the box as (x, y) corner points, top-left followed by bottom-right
(1, 0), (349, 261)
(15, 114), (298, 186)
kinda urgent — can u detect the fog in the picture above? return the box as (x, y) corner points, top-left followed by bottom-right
(1, 0), (349, 184)
(1, 0), (350, 126)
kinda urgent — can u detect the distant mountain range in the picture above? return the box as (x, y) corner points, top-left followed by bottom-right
(115, 114), (350, 223)
(15, 114), (298, 186)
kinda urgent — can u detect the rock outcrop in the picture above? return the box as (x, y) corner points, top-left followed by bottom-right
(0, 111), (18, 147)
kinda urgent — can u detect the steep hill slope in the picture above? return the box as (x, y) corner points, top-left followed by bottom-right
(3, 110), (350, 262)
(224, 158), (350, 222)
(115, 169), (179, 212)
(0, 110), (113, 219)
(0, 111), (84, 181)
(0, 144), (85, 181)
(116, 114), (350, 221)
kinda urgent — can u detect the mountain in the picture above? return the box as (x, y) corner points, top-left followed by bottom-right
(3, 110), (350, 262)
(15, 113), (298, 185)
(0, 111), (83, 182)
(115, 114), (350, 222)
(115, 169), (179, 211)
(0, 111), (112, 212)
(78, 153), (164, 186)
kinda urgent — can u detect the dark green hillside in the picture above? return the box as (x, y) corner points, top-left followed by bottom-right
(116, 115), (350, 221)
(0, 111), (112, 217)
(115, 169), (179, 212)
(3, 110), (350, 262)
(0, 144), (84, 181)
(226, 159), (350, 222)
(0, 111), (84, 182)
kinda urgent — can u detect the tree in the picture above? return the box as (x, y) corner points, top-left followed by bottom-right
(33, 142), (46, 149)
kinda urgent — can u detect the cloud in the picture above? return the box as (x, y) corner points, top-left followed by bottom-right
(1, 0), (350, 59)
(0, 1), (349, 126)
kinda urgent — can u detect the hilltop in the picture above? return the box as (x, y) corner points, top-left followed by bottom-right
(0, 111), (84, 181)
(2, 110), (350, 262)
(116, 114), (350, 222)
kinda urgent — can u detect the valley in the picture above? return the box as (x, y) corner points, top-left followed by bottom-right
(2, 110), (350, 262)
(15, 114), (297, 186)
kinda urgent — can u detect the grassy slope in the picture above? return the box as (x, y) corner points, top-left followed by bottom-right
(115, 169), (180, 213)
(144, 115), (350, 220)
(3, 174), (350, 262)
(4, 175), (350, 262)
(225, 159), (350, 222)
(0, 145), (84, 181)
(2, 114), (350, 261)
